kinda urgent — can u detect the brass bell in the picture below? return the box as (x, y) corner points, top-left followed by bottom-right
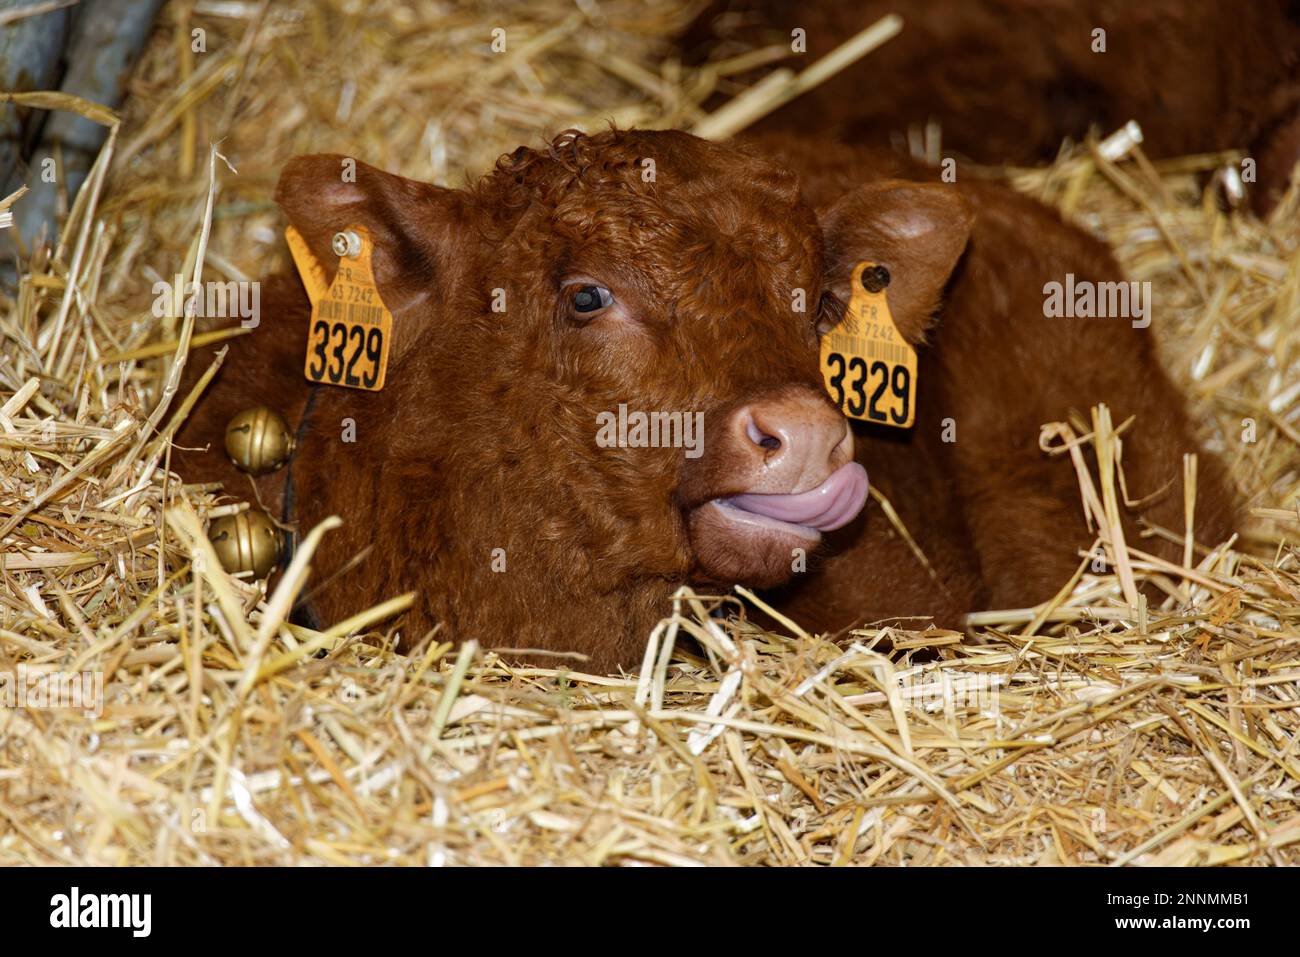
(208, 510), (282, 579)
(225, 406), (294, 475)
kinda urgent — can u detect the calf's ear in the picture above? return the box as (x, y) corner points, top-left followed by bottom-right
(820, 181), (972, 344)
(275, 154), (466, 319)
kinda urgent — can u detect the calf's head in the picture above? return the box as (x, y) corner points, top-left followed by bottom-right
(276, 130), (970, 599)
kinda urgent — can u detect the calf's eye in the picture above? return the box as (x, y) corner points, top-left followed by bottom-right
(571, 284), (613, 313)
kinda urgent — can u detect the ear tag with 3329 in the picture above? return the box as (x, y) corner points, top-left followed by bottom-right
(288, 224), (393, 392)
(820, 261), (917, 428)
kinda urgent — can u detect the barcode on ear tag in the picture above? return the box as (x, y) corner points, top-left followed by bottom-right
(300, 224), (393, 392)
(820, 261), (917, 429)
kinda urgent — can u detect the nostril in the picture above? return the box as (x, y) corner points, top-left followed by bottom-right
(832, 419), (853, 463)
(745, 416), (782, 451)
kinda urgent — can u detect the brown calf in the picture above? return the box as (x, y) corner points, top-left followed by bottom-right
(174, 129), (1235, 669)
(684, 0), (1300, 214)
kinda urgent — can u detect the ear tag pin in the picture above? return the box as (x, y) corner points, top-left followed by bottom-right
(289, 224), (394, 392)
(820, 261), (918, 429)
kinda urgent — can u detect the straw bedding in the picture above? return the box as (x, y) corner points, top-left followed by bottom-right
(1, 0), (1298, 865)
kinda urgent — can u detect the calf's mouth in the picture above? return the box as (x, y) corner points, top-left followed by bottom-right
(708, 461), (868, 538)
(680, 388), (869, 587)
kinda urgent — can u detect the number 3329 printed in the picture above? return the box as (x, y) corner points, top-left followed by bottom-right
(824, 351), (911, 425)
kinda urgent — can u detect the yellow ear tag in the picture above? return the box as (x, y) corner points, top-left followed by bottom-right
(296, 224), (393, 392)
(285, 225), (329, 305)
(820, 261), (917, 428)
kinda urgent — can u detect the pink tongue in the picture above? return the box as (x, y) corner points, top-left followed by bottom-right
(725, 463), (869, 531)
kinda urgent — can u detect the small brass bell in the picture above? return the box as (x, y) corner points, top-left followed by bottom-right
(225, 406), (294, 475)
(208, 510), (282, 579)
